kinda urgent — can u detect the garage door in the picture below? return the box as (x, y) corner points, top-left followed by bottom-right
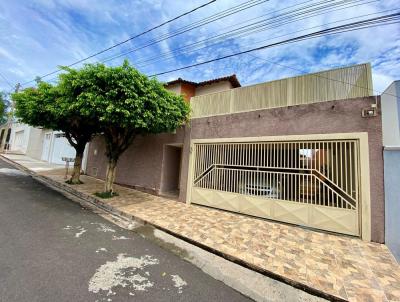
(190, 138), (361, 236)
(41, 133), (51, 161)
(50, 133), (76, 164)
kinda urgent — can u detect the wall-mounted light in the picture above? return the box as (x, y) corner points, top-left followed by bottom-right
(362, 104), (377, 118)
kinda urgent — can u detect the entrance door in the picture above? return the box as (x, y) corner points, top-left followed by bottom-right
(161, 145), (183, 197)
(41, 133), (51, 161)
(189, 138), (362, 236)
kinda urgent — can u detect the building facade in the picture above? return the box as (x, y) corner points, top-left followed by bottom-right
(83, 63), (386, 243)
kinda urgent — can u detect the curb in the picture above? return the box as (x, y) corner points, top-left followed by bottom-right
(1, 155), (346, 302)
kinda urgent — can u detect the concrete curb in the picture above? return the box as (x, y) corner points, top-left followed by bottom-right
(1, 154), (345, 302)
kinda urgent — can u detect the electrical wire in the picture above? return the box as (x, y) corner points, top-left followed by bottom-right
(0, 72), (14, 90)
(20, 0), (218, 86)
(150, 13), (400, 78)
(131, 0), (378, 69)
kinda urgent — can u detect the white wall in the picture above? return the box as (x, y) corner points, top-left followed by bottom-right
(26, 127), (45, 159)
(9, 123), (31, 153)
(381, 81), (400, 147)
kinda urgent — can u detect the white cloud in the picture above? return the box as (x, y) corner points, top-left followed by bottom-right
(0, 0), (398, 94)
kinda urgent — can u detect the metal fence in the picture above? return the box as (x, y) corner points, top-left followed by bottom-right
(193, 140), (360, 210)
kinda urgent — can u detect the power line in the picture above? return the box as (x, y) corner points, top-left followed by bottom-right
(0, 72), (14, 90)
(102, 0), (336, 63)
(149, 13), (400, 85)
(39, 0), (272, 84)
(20, 0), (218, 86)
(99, 0), (270, 63)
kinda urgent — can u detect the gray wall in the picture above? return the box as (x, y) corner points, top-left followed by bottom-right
(382, 81), (400, 261)
(384, 149), (400, 262)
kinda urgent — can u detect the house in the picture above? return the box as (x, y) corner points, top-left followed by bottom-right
(0, 122), (43, 158)
(85, 63), (389, 244)
(0, 121), (12, 151)
(0, 121), (77, 166)
(85, 75), (241, 196)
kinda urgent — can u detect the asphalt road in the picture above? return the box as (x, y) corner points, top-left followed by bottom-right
(0, 158), (251, 302)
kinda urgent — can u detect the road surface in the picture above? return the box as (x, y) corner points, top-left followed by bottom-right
(0, 158), (250, 302)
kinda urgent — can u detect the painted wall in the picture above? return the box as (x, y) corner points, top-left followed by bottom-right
(26, 127), (45, 159)
(384, 149), (400, 261)
(195, 81), (233, 96)
(86, 128), (186, 195)
(381, 81), (400, 146)
(165, 83), (181, 95)
(179, 96), (384, 243)
(9, 123), (31, 153)
(382, 81), (400, 261)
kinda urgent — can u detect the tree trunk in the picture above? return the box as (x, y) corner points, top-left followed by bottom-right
(104, 158), (117, 193)
(69, 151), (83, 184)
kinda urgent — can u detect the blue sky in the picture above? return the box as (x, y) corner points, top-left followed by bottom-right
(0, 0), (399, 94)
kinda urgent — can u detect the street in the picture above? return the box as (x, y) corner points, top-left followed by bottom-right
(0, 158), (250, 302)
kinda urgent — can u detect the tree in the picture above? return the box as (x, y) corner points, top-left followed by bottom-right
(64, 60), (190, 195)
(12, 81), (98, 184)
(0, 92), (9, 124)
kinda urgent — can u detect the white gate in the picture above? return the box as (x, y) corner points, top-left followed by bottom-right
(50, 133), (75, 164)
(14, 130), (25, 152)
(190, 138), (362, 236)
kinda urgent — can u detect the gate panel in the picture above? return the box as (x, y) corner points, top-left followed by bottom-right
(190, 140), (361, 236)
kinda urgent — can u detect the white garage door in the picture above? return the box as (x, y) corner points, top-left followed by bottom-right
(50, 133), (76, 164)
(41, 133), (51, 161)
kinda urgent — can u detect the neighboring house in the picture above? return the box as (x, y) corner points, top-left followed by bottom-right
(0, 121), (77, 166)
(0, 122), (12, 151)
(381, 80), (400, 261)
(39, 130), (77, 165)
(1, 122), (44, 159)
(85, 63), (390, 244)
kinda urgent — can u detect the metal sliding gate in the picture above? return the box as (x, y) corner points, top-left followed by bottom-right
(190, 139), (361, 236)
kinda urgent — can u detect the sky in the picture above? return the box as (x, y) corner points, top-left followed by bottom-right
(0, 0), (399, 94)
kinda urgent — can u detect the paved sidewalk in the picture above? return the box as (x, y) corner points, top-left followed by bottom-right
(3, 154), (400, 302)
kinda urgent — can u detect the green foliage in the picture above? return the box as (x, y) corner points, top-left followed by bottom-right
(0, 92), (9, 124)
(12, 82), (60, 130)
(58, 60), (190, 135)
(11, 60), (190, 192)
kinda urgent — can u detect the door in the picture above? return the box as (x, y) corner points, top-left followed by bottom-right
(50, 133), (75, 164)
(161, 145), (183, 197)
(189, 138), (362, 236)
(41, 133), (51, 161)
